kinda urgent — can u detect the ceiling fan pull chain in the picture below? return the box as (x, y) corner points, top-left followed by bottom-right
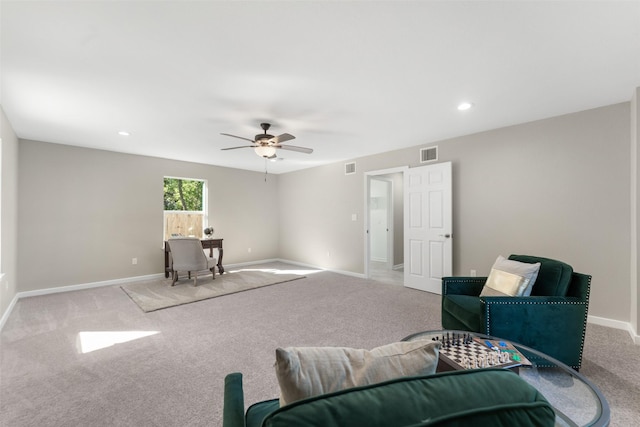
(264, 158), (268, 182)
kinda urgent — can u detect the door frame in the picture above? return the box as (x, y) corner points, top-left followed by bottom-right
(369, 176), (394, 266)
(363, 166), (408, 279)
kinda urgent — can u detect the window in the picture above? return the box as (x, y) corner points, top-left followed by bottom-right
(163, 177), (207, 240)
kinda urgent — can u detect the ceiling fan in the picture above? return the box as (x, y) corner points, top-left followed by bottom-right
(221, 123), (313, 159)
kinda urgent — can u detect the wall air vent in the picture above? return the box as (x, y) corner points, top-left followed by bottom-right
(420, 146), (438, 163)
(345, 162), (356, 175)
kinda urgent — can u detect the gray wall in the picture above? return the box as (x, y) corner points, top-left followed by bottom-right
(17, 140), (279, 291)
(1, 107), (19, 318)
(277, 161), (363, 271)
(279, 103), (632, 323)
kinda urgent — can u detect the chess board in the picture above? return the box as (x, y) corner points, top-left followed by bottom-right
(432, 333), (531, 371)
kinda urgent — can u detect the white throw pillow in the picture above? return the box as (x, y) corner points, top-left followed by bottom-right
(480, 255), (541, 297)
(480, 268), (528, 296)
(274, 340), (441, 406)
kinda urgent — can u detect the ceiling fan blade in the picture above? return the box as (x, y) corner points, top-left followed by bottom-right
(270, 133), (295, 144)
(221, 133), (255, 143)
(277, 144), (313, 154)
(221, 145), (255, 151)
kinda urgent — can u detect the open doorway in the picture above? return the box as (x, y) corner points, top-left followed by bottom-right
(364, 167), (406, 286)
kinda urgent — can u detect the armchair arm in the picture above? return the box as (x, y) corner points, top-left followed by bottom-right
(223, 373), (245, 427)
(442, 277), (487, 296)
(481, 296), (589, 369)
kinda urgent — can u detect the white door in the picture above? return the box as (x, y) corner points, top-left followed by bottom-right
(404, 162), (452, 293)
(370, 178), (391, 263)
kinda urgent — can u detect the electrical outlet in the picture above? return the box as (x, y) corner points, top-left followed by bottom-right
(132, 258), (138, 265)
(470, 269), (476, 277)
(327, 251), (331, 258)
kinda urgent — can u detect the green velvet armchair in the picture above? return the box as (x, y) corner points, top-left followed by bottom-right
(441, 255), (591, 370)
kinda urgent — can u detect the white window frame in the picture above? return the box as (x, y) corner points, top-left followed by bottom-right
(163, 176), (208, 241)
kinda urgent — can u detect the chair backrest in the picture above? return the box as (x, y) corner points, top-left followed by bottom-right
(508, 255), (573, 296)
(260, 369), (555, 427)
(168, 237), (207, 272)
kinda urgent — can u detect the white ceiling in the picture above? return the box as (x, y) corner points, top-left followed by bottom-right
(2, 1), (640, 174)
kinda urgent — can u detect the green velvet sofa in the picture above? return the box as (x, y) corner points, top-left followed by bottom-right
(223, 369), (555, 427)
(441, 255), (591, 370)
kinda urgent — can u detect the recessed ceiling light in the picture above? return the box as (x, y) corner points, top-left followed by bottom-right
(457, 102), (474, 111)
(118, 131), (130, 136)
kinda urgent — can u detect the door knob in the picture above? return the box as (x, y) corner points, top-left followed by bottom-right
(439, 234), (451, 238)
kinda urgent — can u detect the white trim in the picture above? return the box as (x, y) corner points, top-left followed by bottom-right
(0, 138), (2, 271)
(393, 263), (404, 271)
(0, 292), (18, 331)
(363, 166), (409, 279)
(16, 273), (165, 299)
(0, 273), (157, 331)
(630, 89), (638, 343)
(368, 176), (394, 268)
(588, 315), (640, 344)
(163, 176), (208, 241)
(364, 167), (408, 177)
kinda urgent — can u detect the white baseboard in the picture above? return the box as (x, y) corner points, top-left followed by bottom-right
(0, 272), (165, 331)
(588, 315), (640, 344)
(16, 273), (165, 299)
(328, 268), (367, 279)
(393, 263), (404, 271)
(0, 293), (19, 332)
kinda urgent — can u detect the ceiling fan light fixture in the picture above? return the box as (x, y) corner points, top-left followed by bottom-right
(254, 145), (277, 158)
(221, 122), (311, 158)
(256, 135), (273, 143)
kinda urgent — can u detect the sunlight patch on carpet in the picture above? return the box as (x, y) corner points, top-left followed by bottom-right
(229, 267), (324, 275)
(77, 331), (160, 354)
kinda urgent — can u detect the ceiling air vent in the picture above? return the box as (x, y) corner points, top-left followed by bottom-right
(345, 162), (356, 175)
(420, 146), (438, 163)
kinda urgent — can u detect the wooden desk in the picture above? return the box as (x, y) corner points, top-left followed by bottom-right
(164, 238), (224, 278)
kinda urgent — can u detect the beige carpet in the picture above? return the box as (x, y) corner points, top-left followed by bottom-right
(2, 262), (638, 426)
(121, 268), (304, 312)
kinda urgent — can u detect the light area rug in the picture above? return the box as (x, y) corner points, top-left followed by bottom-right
(121, 268), (304, 312)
